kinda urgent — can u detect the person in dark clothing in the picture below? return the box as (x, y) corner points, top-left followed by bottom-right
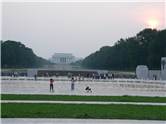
(71, 77), (75, 91)
(50, 78), (54, 92)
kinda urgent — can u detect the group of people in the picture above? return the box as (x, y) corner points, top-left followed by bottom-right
(49, 77), (92, 93)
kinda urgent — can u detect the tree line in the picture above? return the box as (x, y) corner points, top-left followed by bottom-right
(82, 28), (166, 70)
(1, 40), (51, 68)
(1, 28), (166, 70)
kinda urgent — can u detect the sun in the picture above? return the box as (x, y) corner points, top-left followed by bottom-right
(147, 19), (159, 29)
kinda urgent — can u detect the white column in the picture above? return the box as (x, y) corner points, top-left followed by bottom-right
(161, 57), (166, 80)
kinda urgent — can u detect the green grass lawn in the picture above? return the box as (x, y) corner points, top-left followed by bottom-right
(2, 103), (166, 120)
(2, 94), (166, 103)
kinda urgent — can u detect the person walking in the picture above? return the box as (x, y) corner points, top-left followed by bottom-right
(50, 78), (54, 92)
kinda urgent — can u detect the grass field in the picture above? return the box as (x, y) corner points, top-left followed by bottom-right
(2, 94), (166, 103)
(2, 94), (166, 120)
(2, 103), (166, 120)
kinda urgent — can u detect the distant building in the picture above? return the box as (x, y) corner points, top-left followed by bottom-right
(49, 53), (76, 64)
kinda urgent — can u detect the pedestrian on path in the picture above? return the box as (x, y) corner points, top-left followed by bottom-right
(49, 78), (54, 92)
(71, 77), (75, 91)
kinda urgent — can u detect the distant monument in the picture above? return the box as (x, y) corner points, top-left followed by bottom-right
(136, 65), (149, 80)
(49, 53), (76, 64)
(161, 57), (166, 80)
(136, 57), (166, 80)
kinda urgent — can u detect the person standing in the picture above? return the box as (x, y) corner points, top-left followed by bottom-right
(71, 77), (75, 91)
(50, 78), (54, 92)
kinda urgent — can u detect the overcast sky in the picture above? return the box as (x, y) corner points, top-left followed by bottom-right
(1, 1), (165, 59)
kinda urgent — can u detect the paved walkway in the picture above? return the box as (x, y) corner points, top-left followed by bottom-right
(1, 100), (166, 106)
(1, 80), (166, 97)
(1, 118), (166, 124)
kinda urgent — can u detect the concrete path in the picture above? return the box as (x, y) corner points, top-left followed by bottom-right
(1, 100), (166, 106)
(1, 118), (166, 124)
(1, 80), (166, 97)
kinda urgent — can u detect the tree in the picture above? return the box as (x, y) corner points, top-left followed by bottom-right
(82, 28), (166, 70)
(1, 40), (51, 68)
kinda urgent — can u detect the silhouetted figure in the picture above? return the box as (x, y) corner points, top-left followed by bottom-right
(71, 77), (75, 91)
(50, 78), (54, 92)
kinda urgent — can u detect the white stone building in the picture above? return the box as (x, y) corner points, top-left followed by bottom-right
(49, 53), (76, 64)
(136, 57), (166, 80)
(161, 57), (166, 80)
(136, 65), (149, 80)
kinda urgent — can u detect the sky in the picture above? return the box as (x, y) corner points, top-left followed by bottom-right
(1, 1), (166, 59)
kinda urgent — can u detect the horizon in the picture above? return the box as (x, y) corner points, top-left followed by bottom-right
(2, 27), (165, 60)
(1, 1), (165, 59)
